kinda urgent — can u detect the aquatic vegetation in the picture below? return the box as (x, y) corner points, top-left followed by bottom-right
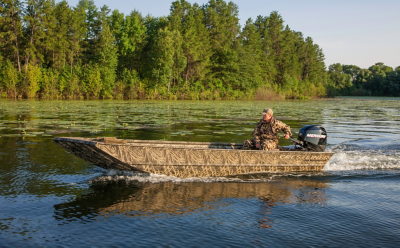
(0, 99), (399, 147)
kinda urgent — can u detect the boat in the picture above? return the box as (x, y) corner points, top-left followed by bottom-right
(53, 127), (334, 178)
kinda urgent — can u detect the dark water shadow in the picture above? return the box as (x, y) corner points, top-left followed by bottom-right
(54, 177), (329, 228)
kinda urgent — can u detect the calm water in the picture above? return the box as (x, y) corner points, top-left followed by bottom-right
(1, 98), (400, 247)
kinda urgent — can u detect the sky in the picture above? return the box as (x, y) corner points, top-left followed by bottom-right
(65, 0), (400, 69)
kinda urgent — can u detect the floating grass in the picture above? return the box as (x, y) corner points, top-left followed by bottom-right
(0, 99), (399, 144)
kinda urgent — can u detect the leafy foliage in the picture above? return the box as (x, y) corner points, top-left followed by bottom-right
(2, 0), (393, 99)
(0, 60), (20, 98)
(327, 62), (400, 97)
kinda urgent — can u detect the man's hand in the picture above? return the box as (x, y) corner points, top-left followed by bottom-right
(284, 134), (290, 139)
(255, 143), (260, 149)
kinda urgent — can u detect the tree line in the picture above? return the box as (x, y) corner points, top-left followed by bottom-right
(327, 63), (400, 97)
(1, 0), (398, 100)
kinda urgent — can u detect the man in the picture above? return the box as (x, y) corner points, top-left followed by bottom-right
(243, 108), (292, 150)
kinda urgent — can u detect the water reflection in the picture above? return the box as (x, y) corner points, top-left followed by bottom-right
(54, 177), (328, 229)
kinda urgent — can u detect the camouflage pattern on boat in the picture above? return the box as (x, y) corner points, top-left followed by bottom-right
(53, 137), (334, 177)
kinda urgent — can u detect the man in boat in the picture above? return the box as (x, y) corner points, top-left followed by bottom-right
(243, 108), (292, 150)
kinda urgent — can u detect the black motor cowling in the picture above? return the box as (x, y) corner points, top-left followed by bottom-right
(297, 125), (327, 152)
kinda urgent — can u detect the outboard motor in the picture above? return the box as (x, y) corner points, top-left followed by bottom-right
(295, 125), (327, 152)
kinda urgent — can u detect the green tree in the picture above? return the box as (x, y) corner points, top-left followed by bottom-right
(328, 63), (352, 93)
(282, 73), (299, 98)
(367, 62), (393, 95)
(24, 61), (42, 98)
(170, 1), (212, 91)
(1, 60), (20, 98)
(149, 27), (175, 95)
(236, 18), (263, 91)
(120, 67), (140, 99)
(343, 64), (361, 81)
(61, 63), (81, 99)
(110, 9), (146, 73)
(353, 68), (372, 95)
(82, 63), (101, 99)
(96, 22), (118, 98)
(77, 0), (99, 64)
(0, 0), (24, 71)
(50, 0), (74, 70)
(386, 70), (400, 96)
(265, 11), (286, 85)
(253, 15), (276, 85)
(204, 0), (240, 89)
(169, 29), (187, 93)
(40, 68), (59, 99)
(280, 27), (301, 80)
(68, 3), (86, 73)
(23, 0), (51, 66)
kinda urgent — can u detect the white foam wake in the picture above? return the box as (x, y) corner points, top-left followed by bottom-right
(91, 169), (247, 183)
(324, 145), (400, 171)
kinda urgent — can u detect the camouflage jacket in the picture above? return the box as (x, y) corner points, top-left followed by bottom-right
(252, 117), (292, 143)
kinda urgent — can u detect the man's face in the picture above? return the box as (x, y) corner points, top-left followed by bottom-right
(262, 114), (272, 121)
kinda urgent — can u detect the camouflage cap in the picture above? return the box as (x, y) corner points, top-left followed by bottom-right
(261, 108), (273, 116)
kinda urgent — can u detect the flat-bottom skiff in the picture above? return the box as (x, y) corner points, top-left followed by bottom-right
(54, 137), (334, 178)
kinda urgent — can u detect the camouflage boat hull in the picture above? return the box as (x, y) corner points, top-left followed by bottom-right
(53, 137), (334, 177)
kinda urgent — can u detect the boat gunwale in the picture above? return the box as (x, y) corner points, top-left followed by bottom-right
(53, 137), (334, 156)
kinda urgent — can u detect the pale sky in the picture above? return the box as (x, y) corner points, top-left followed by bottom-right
(65, 0), (400, 69)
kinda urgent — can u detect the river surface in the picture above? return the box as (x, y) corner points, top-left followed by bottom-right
(1, 98), (400, 247)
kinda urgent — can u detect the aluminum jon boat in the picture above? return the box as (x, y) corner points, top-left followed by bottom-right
(53, 135), (334, 178)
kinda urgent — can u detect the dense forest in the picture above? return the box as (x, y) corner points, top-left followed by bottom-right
(327, 63), (400, 97)
(0, 0), (399, 100)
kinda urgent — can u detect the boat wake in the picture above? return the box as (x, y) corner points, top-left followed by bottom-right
(324, 144), (400, 171)
(90, 169), (250, 183)
(91, 169), (330, 184)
